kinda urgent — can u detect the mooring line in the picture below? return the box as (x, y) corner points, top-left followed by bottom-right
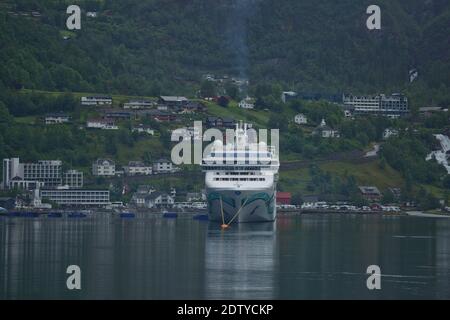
(220, 196), (225, 226)
(226, 197), (249, 227)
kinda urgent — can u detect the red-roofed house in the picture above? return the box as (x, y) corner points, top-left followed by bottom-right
(276, 192), (292, 205)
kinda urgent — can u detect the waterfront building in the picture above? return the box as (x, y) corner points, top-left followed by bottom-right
(144, 192), (175, 209)
(131, 185), (156, 207)
(276, 192), (292, 205)
(23, 160), (62, 188)
(40, 189), (110, 206)
(343, 93), (409, 118)
(186, 192), (202, 202)
(92, 159), (116, 176)
(63, 170), (84, 189)
(2, 158), (62, 189)
(358, 186), (382, 202)
(1, 158), (50, 190)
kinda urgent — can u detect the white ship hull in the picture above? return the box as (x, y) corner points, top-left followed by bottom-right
(206, 186), (277, 223)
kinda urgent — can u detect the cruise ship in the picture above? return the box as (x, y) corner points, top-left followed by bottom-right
(202, 122), (280, 224)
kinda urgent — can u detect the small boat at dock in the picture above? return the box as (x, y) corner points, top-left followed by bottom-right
(163, 212), (178, 219)
(48, 212), (62, 218)
(68, 212), (87, 218)
(119, 212), (135, 218)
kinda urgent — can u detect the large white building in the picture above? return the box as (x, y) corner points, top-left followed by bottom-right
(63, 170), (84, 189)
(2, 158), (62, 189)
(23, 160), (62, 187)
(40, 189), (110, 206)
(343, 93), (409, 118)
(92, 159), (116, 176)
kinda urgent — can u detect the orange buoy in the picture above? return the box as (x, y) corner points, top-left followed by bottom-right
(221, 224), (230, 229)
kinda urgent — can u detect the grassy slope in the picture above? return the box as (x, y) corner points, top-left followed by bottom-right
(279, 159), (404, 194)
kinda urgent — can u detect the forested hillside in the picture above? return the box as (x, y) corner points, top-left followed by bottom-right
(0, 0), (449, 108)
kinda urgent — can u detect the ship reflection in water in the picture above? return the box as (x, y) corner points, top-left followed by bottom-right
(1, 214), (450, 299)
(204, 222), (277, 299)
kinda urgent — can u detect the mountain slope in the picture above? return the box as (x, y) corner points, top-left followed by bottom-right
(0, 0), (448, 105)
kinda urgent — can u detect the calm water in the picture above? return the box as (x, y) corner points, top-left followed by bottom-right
(1, 213), (450, 300)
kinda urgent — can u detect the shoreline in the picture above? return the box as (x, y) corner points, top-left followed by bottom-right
(3, 208), (448, 218)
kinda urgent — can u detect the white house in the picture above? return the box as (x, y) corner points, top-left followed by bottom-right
(294, 113), (308, 125)
(45, 113), (70, 125)
(123, 161), (153, 176)
(130, 193), (147, 207)
(313, 119), (340, 138)
(86, 119), (118, 130)
(144, 192), (175, 209)
(153, 159), (175, 174)
(132, 124), (155, 135)
(92, 159), (116, 176)
(239, 97), (255, 109)
(383, 128), (399, 140)
(344, 109), (353, 118)
(159, 96), (189, 106)
(130, 185), (156, 207)
(81, 96), (112, 106)
(123, 100), (153, 109)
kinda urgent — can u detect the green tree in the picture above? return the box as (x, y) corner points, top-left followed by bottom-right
(200, 80), (216, 98)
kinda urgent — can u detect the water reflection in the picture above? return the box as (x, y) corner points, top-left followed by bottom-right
(1, 214), (450, 299)
(205, 222), (277, 299)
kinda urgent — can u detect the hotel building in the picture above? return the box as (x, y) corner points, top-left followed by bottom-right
(40, 189), (110, 206)
(343, 93), (409, 118)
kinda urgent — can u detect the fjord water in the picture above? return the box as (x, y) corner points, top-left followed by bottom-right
(0, 214), (449, 299)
